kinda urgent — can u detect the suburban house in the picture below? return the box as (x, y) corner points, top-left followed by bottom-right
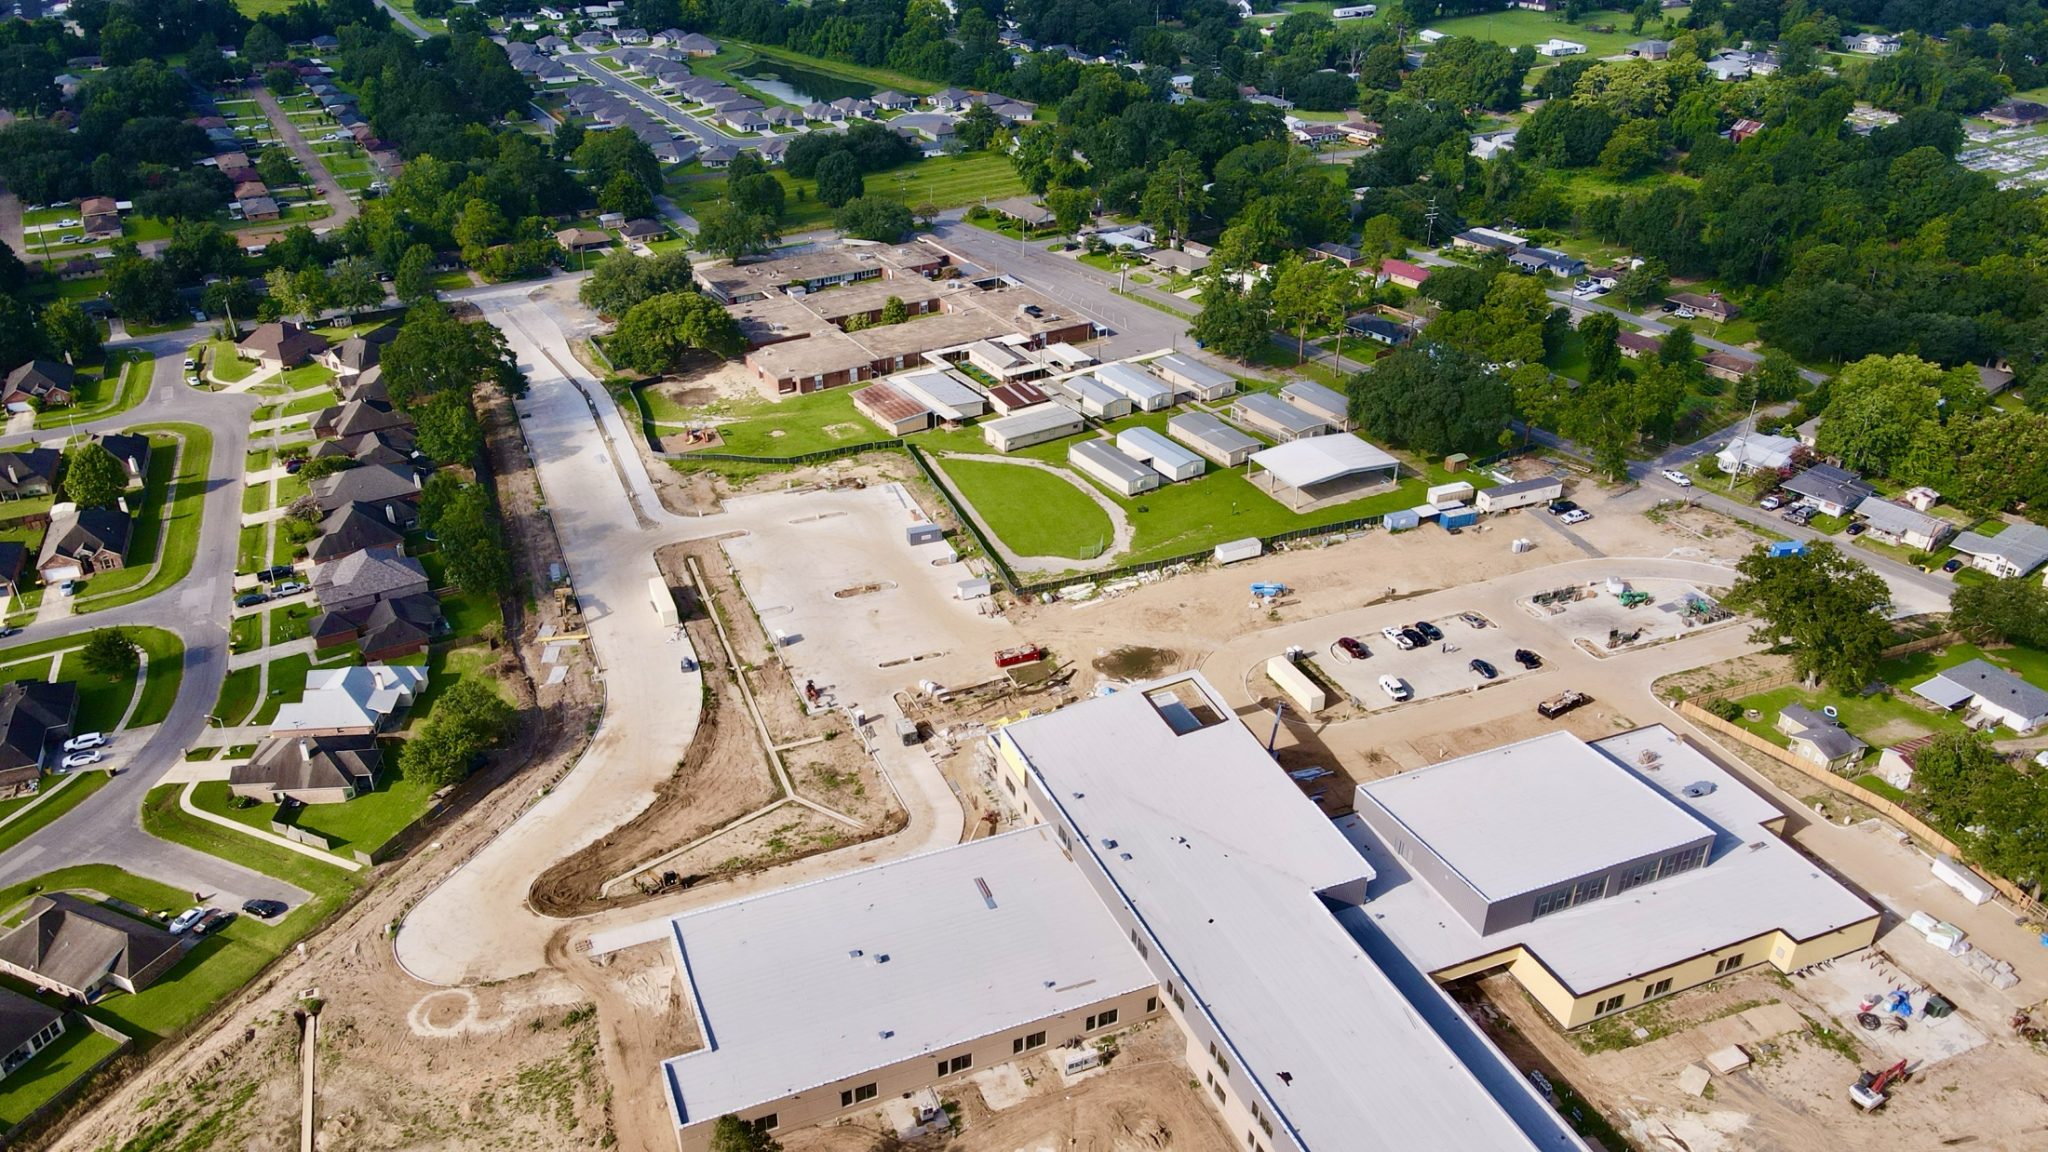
(1949, 522), (2048, 578)
(313, 398), (413, 441)
(1775, 704), (1867, 770)
(1615, 330), (1661, 359)
(269, 664), (427, 737)
(92, 433), (150, 486)
(1914, 659), (2048, 733)
(231, 734), (383, 805)
(1378, 259), (1431, 290)
(0, 448), (61, 498)
(1984, 100), (2048, 127)
(1346, 314), (1413, 346)
(987, 198), (1055, 230)
(0, 893), (183, 999)
(3, 361), (75, 412)
(310, 593), (445, 661)
(0, 988), (66, 1080)
(1781, 464), (1873, 517)
(38, 508), (132, 583)
(1715, 433), (1798, 474)
(311, 545), (429, 613)
(0, 680), (77, 791)
(1843, 32), (1901, 54)
(1854, 497), (1954, 552)
(1700, 351), (1757, 384)
(1627, 39), (1671, 59)
(309, 463), (423, 526)
(1665, 292), (1739, 322)
(1506, 247), (1584, 278)
(318, 326), (399, 377)
(1534, 37), (1585, 56)
(0, 541), (22, 599)
(1450, 226), (1526, 254)
(556, 227), (612, 254)
(306, 502), (406, 564)
(238, 322), (331, 372)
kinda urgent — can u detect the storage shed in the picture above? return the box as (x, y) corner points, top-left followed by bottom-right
(1093, 363), (1175, 412)
(851, 382), (932, 435)
(1069, 438), (1161, 497)
(1168, 411), (1261, 466)
(906, 522), (946, 545)
(1233, 392), (1327, 442)
(1385, 507), (1421, 531)
(1115, 426), (1205, 482)
(1151, 353), (1237, 402)
(1427, 481), (1475, 505)
(1280, 380), (1351, 430)
(1474, 476), (1563, 513)
(1214, 538), (1262, 564)
(1064, 376), (1134, 420)
(982, 406), (1084, 452)
(891, 367), (988, 421)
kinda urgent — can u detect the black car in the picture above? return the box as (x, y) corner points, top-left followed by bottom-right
(1469, 658), (1498, 680)
(1399, 627), (1428, 649)
(1514, 649), (1542, 669)
(0, 627), (18, 640)
(1548, 499), (1579, 516)
(1336, 637), (1369, 660)
(241, 899), (287, 919)
(257, 565), (295, 583)
(235, 591), (269, 608)
(284, 457), (304, 474)
(1943, 558), (1964, 573)
(192, 908), (236, 936)
(1846, 522), (1867, 535)
(1414, 620), (1443, 642)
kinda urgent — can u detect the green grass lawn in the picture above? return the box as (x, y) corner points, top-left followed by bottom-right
(251, 653), (313, 726)
(290, 755), (437, 854)
(75, 424), (212, 614)
(0, 1020), (121, 1128)
(202, 340), (254, 383)
(1424, 8), (1683, 56)
(669, 150), (1026, 233)
(0, 770), (111, 859)
(937, 457), (1117, 560)
(237, 523), (266, 574)
(35, 353), (152, 430)
(230, 613), (262, 654)
(1730, 641), (2048, 754)
(270, 601), (318, 645)
(213, 666), (259, 727)
(676, 387), (891, 459)
(0, 627), (181, 732)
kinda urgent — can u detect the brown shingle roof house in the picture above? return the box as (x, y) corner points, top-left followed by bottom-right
(0, 680), (76, 791)
(38, 508), (131, 583)
(0, 448), (61, 499)
(306, 501), (406, 564)
(238, 322), (331, 372)
(230, 734), (382, 806)
(313, 398), (412, 441)
(0, 986), (67, 1078)
(311, 544), (429, 613)
(308, 462), (422, 526)
(0, 892), (183, 999)
(3, 361), (75, 412)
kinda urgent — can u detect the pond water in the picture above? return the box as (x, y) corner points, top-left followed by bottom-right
(730, 60), (876, 106)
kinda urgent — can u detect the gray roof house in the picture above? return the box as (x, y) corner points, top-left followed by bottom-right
(1949, 522), (2048, 579)
(309, 462), (422, 525)
(311, 545), (429, 614)
(1781, 464), (1874, 517)
(0, 680), (76, 789)
(307, 502), (407, 564)
(231, 734), (382, 806)
(1914, 658), (2048, 733)
(1854, 497), (1954, 552)
(0, 987), (66, 1079)
(0, 893), (183, 999)
(1774, 703), (1867, 770)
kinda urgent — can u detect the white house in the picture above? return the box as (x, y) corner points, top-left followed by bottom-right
(1844, 32), (1902, 55)
(1949, 522), (2048, 579)
(1913, 659), (2048, 733)
(1715, 432), (1799, 475)
(1534, 39), (1586, 57)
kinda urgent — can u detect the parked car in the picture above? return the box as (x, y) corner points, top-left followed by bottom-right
(1514, 649), (1543, 669)
(182, 357), (196, 370)
(57, 580), (75, 597)
(1846, 522), (1867, 536)
(235, 591), (269, 608)
(1659, 302), (1680, 313)
(1382, 625), (1416, 651)
(257, 566), (295, 583)
(62, 732), (107, 752)
(1378, 675), (1412, 701)
(0, 627), (18, 639)
(1336, 637), (1369, 660)
(1560, 509), (1591, 525)
(1458, 613), (1490, 629)
(1469, 658), (1498, 680)
(1548, 499), (1579, 516)
(192, 909), (235, 936)
(1759, 495), (1783, 510)
(167, 907), (208, 935)
(283, 457), (304, 474)
(58, 233), (81, 244)
(1660, 468), (1692, 487)
(1943, 558), (1964, 573)
(59, 750), (104, 770)
(242, 898), (288, 919)
(1413, 620), (1443, 642)
(272, 581), (308, 596)
(1398, 627), (1428, 649)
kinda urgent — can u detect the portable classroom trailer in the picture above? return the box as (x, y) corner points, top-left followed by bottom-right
(1168, 411), (1261, 466)
(1114, 426), (1205, 481)
(1092, 362), (1175, 412)
(982, 406), (1084, 452)
(1069, 438), (1161, 497)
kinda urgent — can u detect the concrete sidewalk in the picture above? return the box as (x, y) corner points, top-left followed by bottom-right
(177, 780), (361, 871)
(227, 636), (314, 671)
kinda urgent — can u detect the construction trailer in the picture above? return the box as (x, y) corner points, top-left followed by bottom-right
(1266, 653), (1328, 712)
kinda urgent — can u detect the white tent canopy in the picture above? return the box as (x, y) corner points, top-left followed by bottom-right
(1250, 434), (1399, 489)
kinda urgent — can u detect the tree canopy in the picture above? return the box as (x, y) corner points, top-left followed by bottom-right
(1722, 543), (1893, 692)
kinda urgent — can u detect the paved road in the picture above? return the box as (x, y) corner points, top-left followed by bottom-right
(0, 335), (302, 906)
(248, 86), (359, 233)
(923, 220), (1194, 359)
(373, 0), (431, 39)
(562, 53), (752, 147)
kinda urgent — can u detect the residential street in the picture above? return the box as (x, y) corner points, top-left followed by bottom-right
(249, 85), (359, 233)
(562, 53), (752, 146)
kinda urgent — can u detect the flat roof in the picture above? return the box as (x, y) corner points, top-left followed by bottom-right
(1150, 352), (1233, 390)
(983, 406), (1082, 438)
(1066, 376), (1126, 409)
(996, 675), (1582, 1152)
(1070, 438), (1155, 485)
(1343, 727), (1877, 995)
(1484, 477), (1563, 498)
(889, 366), (983, 412)
(1168, 411), (1261, 455)
(1358, 730), (1716, 904)
(1235, 391), (1326, 435)
(661, 827), (1154, 1126)
(1250, 435), (1399, 490)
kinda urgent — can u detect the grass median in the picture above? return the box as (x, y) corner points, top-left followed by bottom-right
(0, 626), (182, 731)
(74, 424), (213, 614)
(0, 770), (111, 858)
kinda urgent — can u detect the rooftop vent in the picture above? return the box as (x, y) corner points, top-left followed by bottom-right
(1681, 781), (1717, 798)
(975, 877), (996, 910)
(849, 949), (864, 959)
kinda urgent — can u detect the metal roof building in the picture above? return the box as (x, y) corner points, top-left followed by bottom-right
(1279, 380), (1350, 429)
(888, 367), (987, 421)
(1114, 425), (1205, 481)
(1092, 362), (1175, 411)
(1151, 353), (1235, 401)
(1069, 438), (1161, 496)
(660, 827), (1157, 1150)
(1249, 435), (1399, 493)
(1167, 411), (1261, 466)
(981, 405), (1083, 452)
(1233, 392), (1326, 441)
(992, 675), (1589, 1152)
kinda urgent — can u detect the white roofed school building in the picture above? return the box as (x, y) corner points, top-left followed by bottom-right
(1344, 727), (1878, 1029)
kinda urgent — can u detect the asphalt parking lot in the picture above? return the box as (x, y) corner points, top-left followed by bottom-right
(1313, 609), (1549, 711)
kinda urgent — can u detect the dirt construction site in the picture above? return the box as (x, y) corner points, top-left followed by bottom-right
(31, 393), (2048, 1152)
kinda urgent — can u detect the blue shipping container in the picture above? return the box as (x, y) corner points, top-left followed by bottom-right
(1441, 509), (1478, 529)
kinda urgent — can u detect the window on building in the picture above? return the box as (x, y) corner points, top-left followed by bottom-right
(1212, 1080), (1227, 1106)
(1594, 994), (1626, 1016)
(1014, 1031), (1047, 1054)
(1658, 844), (1707, 879)
(1714, 953), (1745, 975)
(1643, 978), (1673, 1000)
(1086, 1008), (1119, 1031)
(1004, 774), (1015, 795)
(1131, 928), (1148, 959)
(1571, 876), (1607, 907)
(1532, 886), (1576, 918)
(840, 1084), (877, 1107)
(937, 1054), (972, 1076)
(1146, 996), (1159, 1014)
(757, 1114), (778, 1131)
(1171, 985), (1186, 1010)
(1615, 861), (1656, 892)
(1210, 1042), (1231, 1077)
(1057, 824), (1071, 850)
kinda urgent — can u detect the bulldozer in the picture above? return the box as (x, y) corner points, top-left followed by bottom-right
(1849, 1058), (1910, 1111)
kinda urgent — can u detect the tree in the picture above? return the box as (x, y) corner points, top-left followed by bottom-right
(1598, 117), (1664, 179)
(708, 1115), (782, 1152)
(1952, 577), (2048, 649)
(598, 170), (656, 220)
(62, 442), (129, 509)
(1358, 214), (1406, 263)
(1580, 312), (1622, 383)
(382, 303), (517, 409)
(296, 455), (358, 481)
(1045, 186), (1093, 239)
(105, 250), (178, 323)
(399, 677), (515, 788)
(1753, 348), (1802, 403)
(328, 258), (384, 320)
(1189, 274), (1275, 362)
(414, 389), (483, 465)
(42, 301), (100, 365)
(579, 250), (699, 318)
(1813, 354), (1948, 477)
(1722, 543), (1892, 692)
(273, 266), (332, 325)
(955, 102), (1002, 151)
(696, 205), (779, 262)
(256, 150), (300, 189)
(395, 244), (438, 305)
(834, 197), (915, 243)
(879, 296), (909, 326)
(1347, 343), (1514, 457)
(82, 628), (139, 679)
(1270, 256), (1337, 363)
(1139, 151), (1208, 246)
(814, 153), (865, 209)
(420, 474), (513, 599)
(609, 292), (745, 373)
(243, 24), (287, 65)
